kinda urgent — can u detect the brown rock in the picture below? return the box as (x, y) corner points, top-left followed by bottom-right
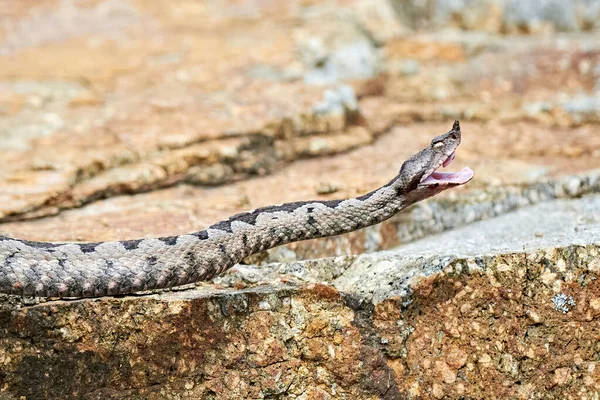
(553, 367), (572, 386)
(1, 2), (600, 400)
(446, 347), (468, 369)
(436, 360), (457, 384)
(432, 383), (444, 399)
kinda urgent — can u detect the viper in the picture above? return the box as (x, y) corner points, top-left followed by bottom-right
(0, 121), (473, 298)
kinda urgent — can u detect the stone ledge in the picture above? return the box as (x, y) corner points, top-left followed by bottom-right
(2, 194), (600, 399)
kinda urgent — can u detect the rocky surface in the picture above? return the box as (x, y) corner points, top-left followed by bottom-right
(3, 195), (600, 399)
(394, 0), (600, 33)
(1, 0), (600, 399)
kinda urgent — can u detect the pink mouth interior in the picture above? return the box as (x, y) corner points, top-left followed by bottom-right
(442, 151), (455, 167)
(421, 151), (474, 186)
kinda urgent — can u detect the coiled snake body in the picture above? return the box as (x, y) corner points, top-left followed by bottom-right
(0, 122), (473, 298)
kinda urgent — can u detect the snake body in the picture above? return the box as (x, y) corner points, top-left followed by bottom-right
(0, 122), (473, 298)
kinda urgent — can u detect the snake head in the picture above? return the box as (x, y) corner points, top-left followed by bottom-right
(398, 121), (473, 193)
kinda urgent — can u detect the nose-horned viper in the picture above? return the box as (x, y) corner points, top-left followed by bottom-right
(0, 121), (473, 298)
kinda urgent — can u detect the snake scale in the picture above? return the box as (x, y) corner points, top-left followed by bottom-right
(0, 121), (473, 298)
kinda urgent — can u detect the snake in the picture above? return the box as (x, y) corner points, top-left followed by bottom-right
(0, 121), (473, 298)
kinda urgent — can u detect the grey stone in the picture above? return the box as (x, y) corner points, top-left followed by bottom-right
(304, 40), (383, 85)
(334, 194), (600, 302)
(391, 0), (600, 32)
(578, 0), (600, 29)
(560, 94), (600, 123)
(312, 85), (358, 116)
(523, 101), (553, 116)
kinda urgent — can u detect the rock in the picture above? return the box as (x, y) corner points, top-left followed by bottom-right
(499, 353), (520, 379)
(312, 85), (358, 117)
(446, 347), (468, 369)
(186, 164), (235, 186)
(393, 0), (600, 32)
(3, 193), (600, 398)
(0, 0), (368, 222)
(503, 0), (578, 33)
(435, 360), (457, 383)
(2, 0), (600, 399)
(432, 383), (444, 399)
(553, 367), (573, 386)
(560, 94), (600, 124)
(526, 309), (543, 323)
(334, 193), (600, 302)
(351, 0), (408, 43)
(315, 181), (342, 195)
(295, 11), (382, 86)
(522, 101), (553, 117)
(0, 285), (399, 399)
(303, 40), (383, 85)
(434, 0), (504, 32)
(479, 353), (493, 365)
(386, 59), (420, 76)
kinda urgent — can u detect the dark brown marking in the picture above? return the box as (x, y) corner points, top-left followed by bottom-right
(0, 236), (64, 250)
(78, 243), (99, 254)
(209, 220), (233, 233)
(322, 200), (343, 208)
(211, 206), (286, 231)
(356, 191), (376, 201)
(212, 199), (345, 232)
(192, 230), (209, 240)
(121, 239), (142, 250)
(159, 236), (178, 246)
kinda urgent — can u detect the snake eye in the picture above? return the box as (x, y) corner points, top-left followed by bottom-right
(433, 142), (444, 150)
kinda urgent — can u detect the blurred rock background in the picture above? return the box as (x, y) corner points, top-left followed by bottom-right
(0, 1), (600, 399)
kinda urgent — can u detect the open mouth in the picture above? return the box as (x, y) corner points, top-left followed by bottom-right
(419, 150), (474, 186)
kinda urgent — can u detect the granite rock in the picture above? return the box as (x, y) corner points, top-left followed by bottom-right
(1, 1), (600, 399)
